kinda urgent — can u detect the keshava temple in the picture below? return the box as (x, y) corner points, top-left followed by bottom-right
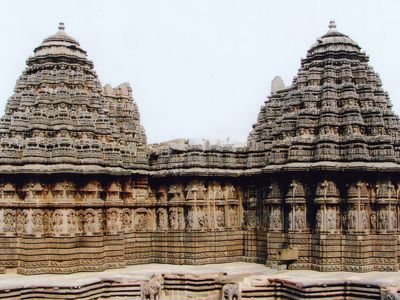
(0, 21), (400, 299)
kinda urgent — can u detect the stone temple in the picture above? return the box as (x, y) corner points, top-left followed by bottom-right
(0, 21), (400, 299)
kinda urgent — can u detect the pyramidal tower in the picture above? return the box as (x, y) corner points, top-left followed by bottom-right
(0, 23), (147, 171)
(245, 21), (400, 272)
(248, 20), (400, 166)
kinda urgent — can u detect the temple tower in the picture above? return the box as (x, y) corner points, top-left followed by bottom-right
(248, 21), (400, 271)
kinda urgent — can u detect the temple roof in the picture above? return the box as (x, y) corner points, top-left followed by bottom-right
(42, 22), (80, 45)
(248, 21), (400, 166)
(0, 23), (148, 173)
(32, 23), (88, 63)
(306, 21), (362, 59)
(0, 21), (399, 175)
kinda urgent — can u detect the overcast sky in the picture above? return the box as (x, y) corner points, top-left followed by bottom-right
(0, 0), (399, 143)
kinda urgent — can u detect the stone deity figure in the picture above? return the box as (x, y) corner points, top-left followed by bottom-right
(270, 207), (282, 230)
(229, 207), (238, 228)
(169, 208), (180, 230)
(326, 207), (337, 230)
(370, 211), (377, 231)
(215, 208), (225, 228)
(316, 209), (322, 230)
(348, 210), (356, 230)
(157, 208), (168, 230)
(379, 210), (389, 231)
(295, 206), (305, 230)
(390, 210), (397, 230)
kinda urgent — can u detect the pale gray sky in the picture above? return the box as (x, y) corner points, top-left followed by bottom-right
(0, 0), (399, 143)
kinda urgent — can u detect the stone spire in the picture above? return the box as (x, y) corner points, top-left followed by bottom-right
(248, 21), (400, 165)
(0, 23), (148, 171)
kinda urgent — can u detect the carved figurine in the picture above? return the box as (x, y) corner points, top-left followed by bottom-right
(222, 283), (241, 300)
(141, 274), (163, 300)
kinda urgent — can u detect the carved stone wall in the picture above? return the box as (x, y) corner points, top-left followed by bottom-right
(244, 173), (400, 272)
(0, 174), (244, 274)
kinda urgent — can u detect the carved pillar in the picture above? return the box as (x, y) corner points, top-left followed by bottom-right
(188, 186), (199, 230)
(286, 180), (307, 233)
(346, 181), (370, 234)
(315, 180), (340, 233)
(224, 184), (238, 229)
(186, 181), (207, 230)
(266, 181), (283, 232)
(375, 181), (397, 233)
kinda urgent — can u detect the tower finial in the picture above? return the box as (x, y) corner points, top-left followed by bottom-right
(329, 20), (336, 30)
(58, 22), (65, 30)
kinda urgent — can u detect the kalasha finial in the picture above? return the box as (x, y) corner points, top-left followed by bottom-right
(58, 22), (65, 30)
(329, 20), (336, 30)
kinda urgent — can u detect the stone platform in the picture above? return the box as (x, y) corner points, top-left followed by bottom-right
(0, 262), (399, 299)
